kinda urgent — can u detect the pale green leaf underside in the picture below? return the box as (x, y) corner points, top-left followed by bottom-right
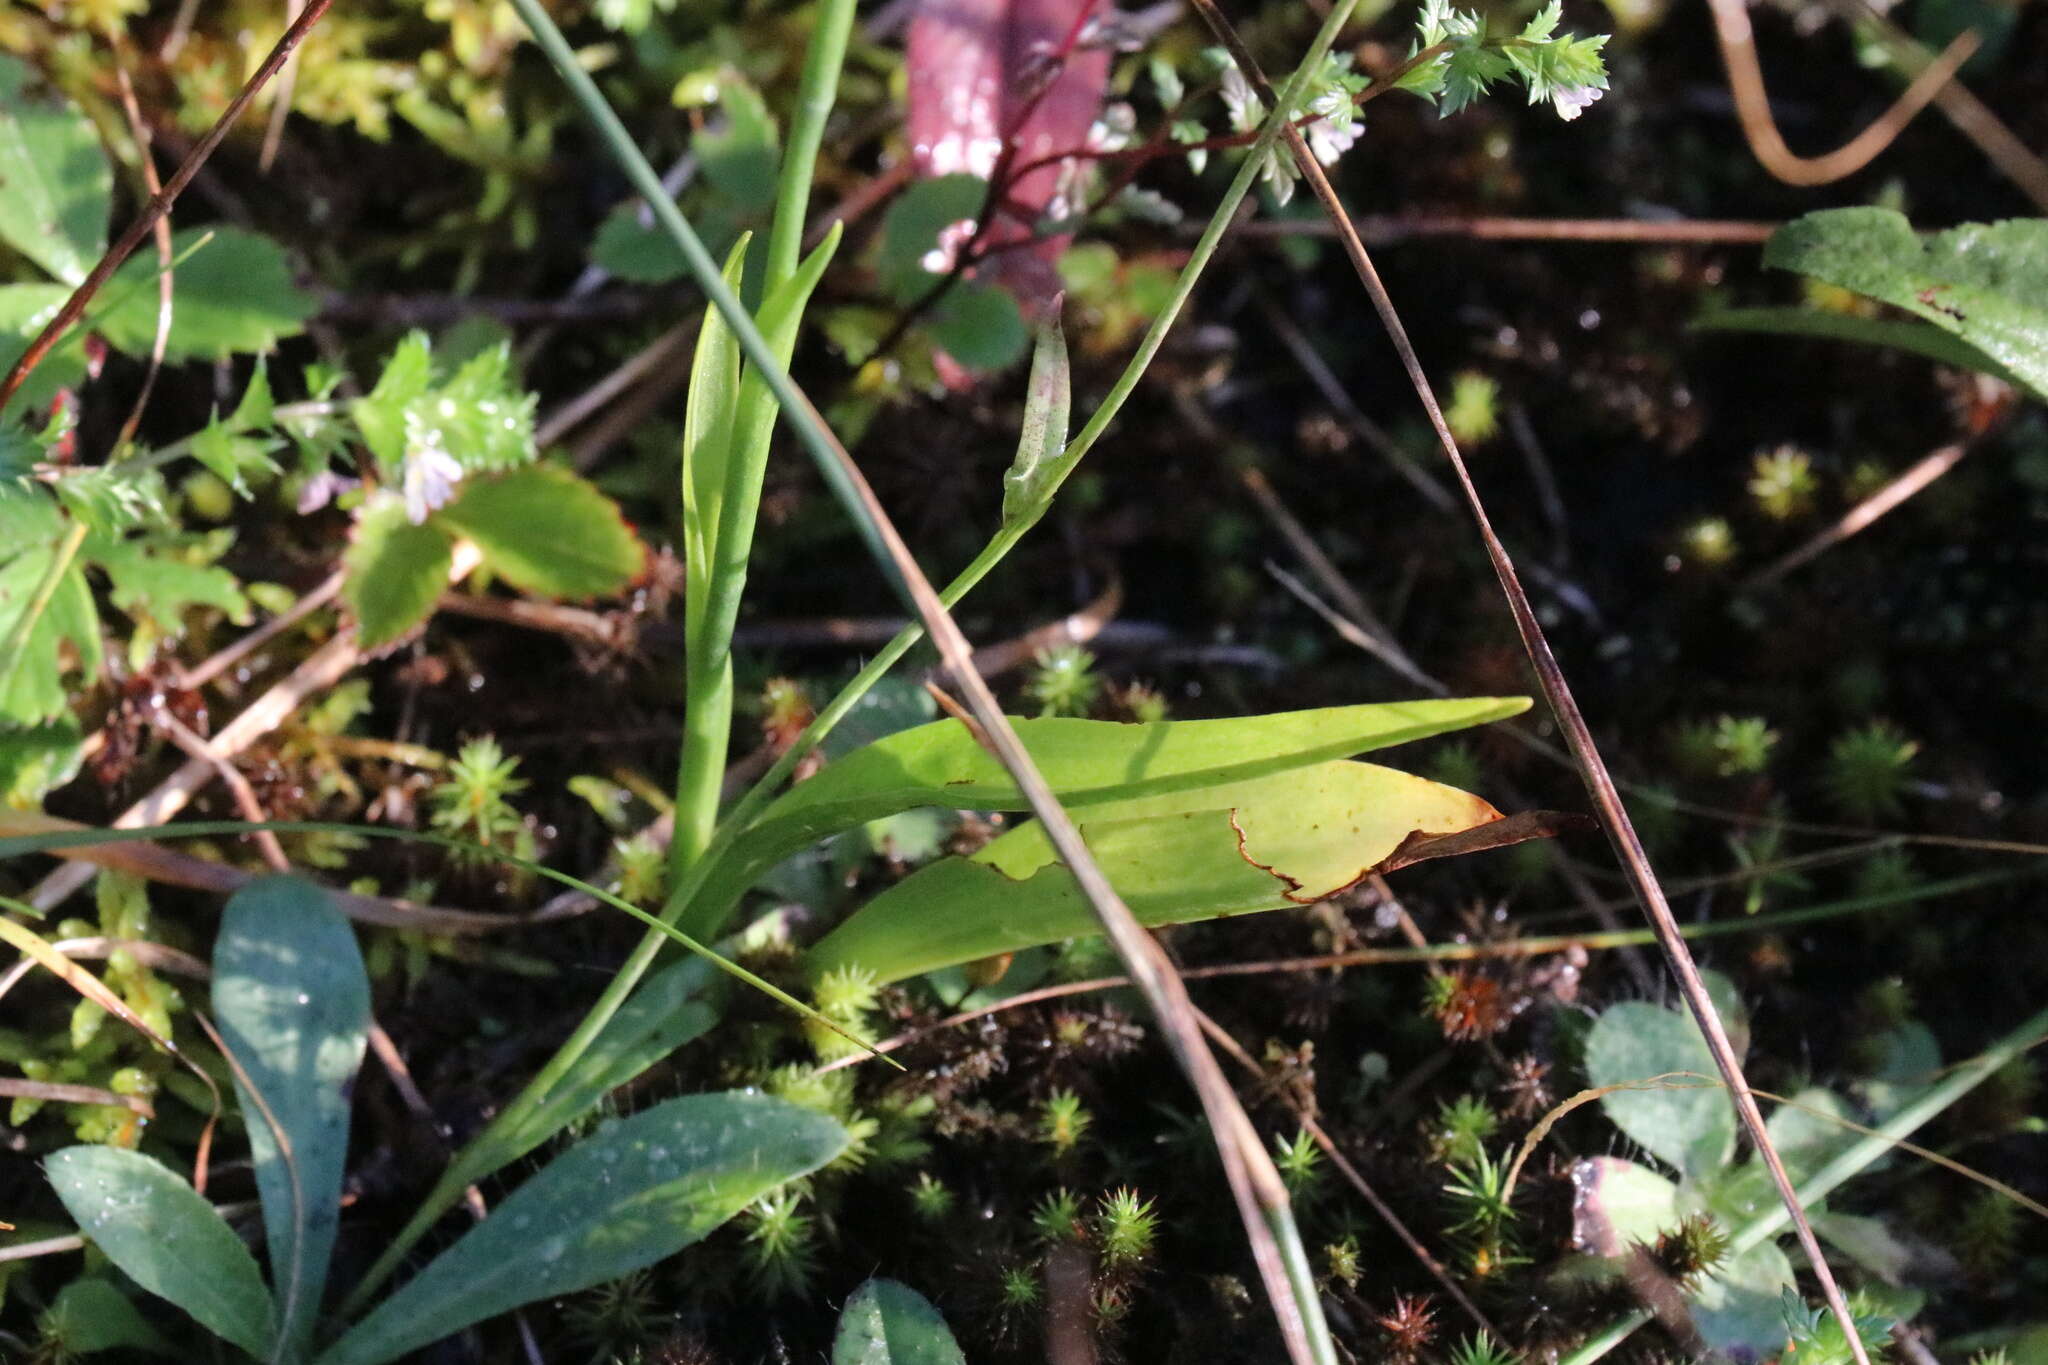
(214, 877), (371, 1357)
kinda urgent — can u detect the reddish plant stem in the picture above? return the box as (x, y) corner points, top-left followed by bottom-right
(0, 0), (337, 417)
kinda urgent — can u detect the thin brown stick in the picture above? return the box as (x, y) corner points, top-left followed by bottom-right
(23, 544), (481, 914)
(0, 935), (208, 1004)
(178, 570), (346, 690)
(1184, 3), (1870, 1356)
(1239, 214), (1780, 245)
(1707, 0), (1976, 188)
(106, 46), (175, 453)
(259, 0), (309, 172)
(157, 714), (292, 872)
(0, 0), (337, 415)
(1746, 440), (1971, 587)
(0, 1078), (152, 1116)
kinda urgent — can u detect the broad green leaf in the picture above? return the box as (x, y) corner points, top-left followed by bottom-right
(1001, 311), (1071, 527)
(1585, 973), (1747, 1183)
(0, 281), (87, 408)
(684, 697), (1527, 939)
(39, 1276), (172, 1356)
(805, 759), (1505, 983)
(316, 1093), (847, 1365)
(454, 956), (721, 1186)
(214, 877), (371, 1358)
(697, 73), (780, 213)
(1568, 1156), (1681, 1256)
(437, 464), (647, 600)
(928, 279), (1027, 372)
(681, 237), (750, 594)
(1763, 1086), (1857, 1186)
(99, 227), (317, 363)
(343, 495), (455, 649)
(833, 1278), (968, 1365)
(1763, 209), (2048, 402)
(0, 56), (111, 285)
(46, 1146), (274, 1358)
(0, 716), (83, 806)
(1689, 1240), (1795, 1357)
(1691, 307), (2023, 389)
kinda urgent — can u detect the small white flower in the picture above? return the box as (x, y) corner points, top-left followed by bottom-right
(1550, 82), (1604, 121)
(401, 443), (463, 524)
(1306, 90), (1362, 166)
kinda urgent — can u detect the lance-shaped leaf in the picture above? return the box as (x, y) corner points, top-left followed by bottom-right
(805, 759), (1512, 983)
(315, 1092), (846, 1365)
(213, 877), (371, 1358)
(681, 697), (1528, 938)
(833, 1278), (967, 1365)
(46, 1146), (274, 1359)
(1763, 208), (2048, 403)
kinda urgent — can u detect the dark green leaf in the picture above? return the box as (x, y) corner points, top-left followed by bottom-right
(39, 1276), (173, 1356)
(878, 174), (985, 298)
(698, 74), (780, 213)
(343, 496), (455, 650)
(928, 279), (1027, 372)
(1763, 209), (2048, 402)
(98, 228), (317, 363)
(0, 716), (83, 805)
(804, 759), (1506, 983)
(436, 463), (647, 600)
(315, 1093), (847, 1365)
(833, 1279), (967, 1365)
(1692, 306), (2023, 388)
(0, 55), (111, 285)
(45, 1146), (274, 1359)
(214, 877), (371, 1357)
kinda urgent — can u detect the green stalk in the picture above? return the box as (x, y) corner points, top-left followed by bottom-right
(670, 0), (857, 873)
(1559, 1002), (2048, 1364)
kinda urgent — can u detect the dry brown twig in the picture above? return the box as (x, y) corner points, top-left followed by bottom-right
(1183, 0), (1872, 1355)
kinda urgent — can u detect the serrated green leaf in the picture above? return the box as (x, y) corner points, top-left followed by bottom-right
(98, 227), (317, 362)
(681, 696), (1529, 939)
(214, 877), (370, 1358)
(343, 495), (455, 649)
(0, 56), (111, 286)
(315, 1093), (846, 1365)
(354, 333), (435, 470)
(804, 759), (1506, 983)
(88, 530), (251, 635)
(435, 463), (646, 600)
(833, 1278), (967, 1365)
(45, 1146), (274, 1359)
(187, 418), (282, 498)
(1763, 209), (2048, 403)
